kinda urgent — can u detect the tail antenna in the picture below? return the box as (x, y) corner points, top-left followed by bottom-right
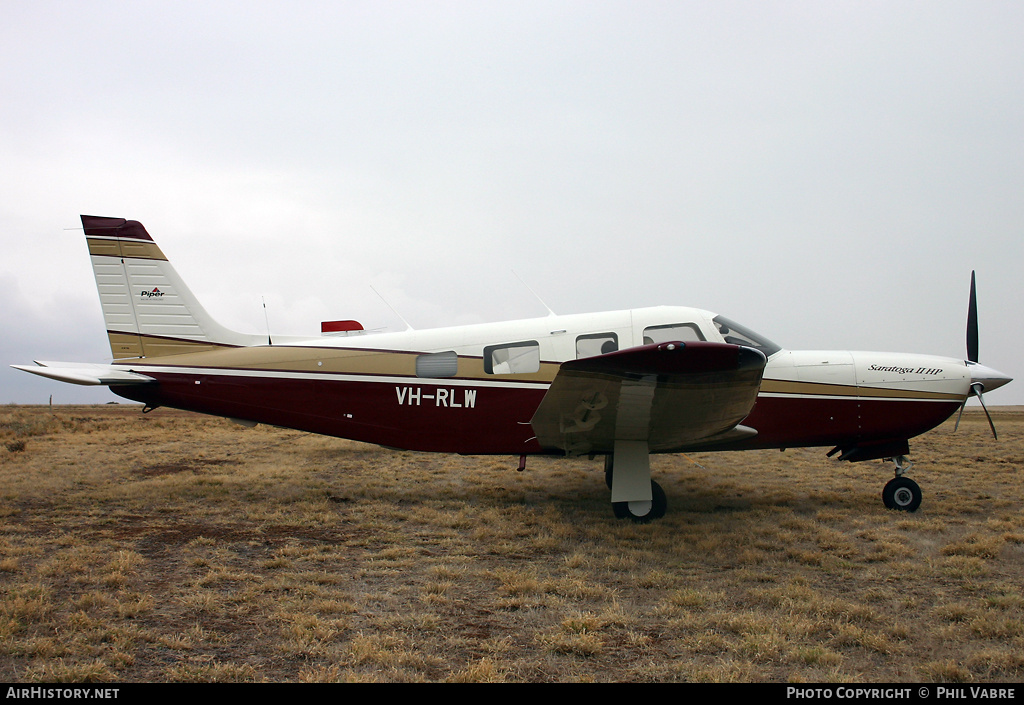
(262, 297), (273, 346)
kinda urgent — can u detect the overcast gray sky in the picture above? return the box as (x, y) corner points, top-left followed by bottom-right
(2, 1), (1021, 406)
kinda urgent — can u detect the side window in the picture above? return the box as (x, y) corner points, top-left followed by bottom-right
(484, 341), (540, 375)
(642, 323), (705, 345)
(416, 351), (458, 378)
(576, 333), (618, 359)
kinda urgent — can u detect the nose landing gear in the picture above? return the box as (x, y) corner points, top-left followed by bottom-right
(882, 455), (922, 512)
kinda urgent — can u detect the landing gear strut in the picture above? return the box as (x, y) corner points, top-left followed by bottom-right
(882, 455), (921, 512)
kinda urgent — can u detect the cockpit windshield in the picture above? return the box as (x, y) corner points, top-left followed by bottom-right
(713, 315), (782, 358)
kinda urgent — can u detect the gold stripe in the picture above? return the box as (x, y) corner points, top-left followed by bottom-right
(760, 378), (963, 401)
(107, 332), (145, 359)
(114, 340), (560, 381)
(760, 380), (859, 397)
(457, 357), (558, 382)
(103, 341), (965, 395)
(108, 332), (232, 361)
(87, 237), (123, 258)
(87, 237), (167, 261)
(855, 387), (963, 401)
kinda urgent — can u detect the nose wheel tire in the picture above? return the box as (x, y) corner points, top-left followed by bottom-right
(613, 480), (667, 522)
(882, 476), (922, 512)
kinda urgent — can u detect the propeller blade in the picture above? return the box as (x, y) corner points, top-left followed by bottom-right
(971, 382), (998, 440)
(953, 398), (967, 432)
(967, 270), (979, 363)
(955, 384), (998, 438)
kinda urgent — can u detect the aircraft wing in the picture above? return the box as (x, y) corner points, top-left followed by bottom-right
(10, 361), (156, 386)
(530, 341), (766, 455)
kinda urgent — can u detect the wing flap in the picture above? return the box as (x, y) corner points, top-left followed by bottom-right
(530, 341), (766, 455)
(11, 361), (156, 386)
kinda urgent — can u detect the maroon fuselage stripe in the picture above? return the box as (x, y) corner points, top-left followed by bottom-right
(736, 395), (961, 450)
(112, 373), (961, 455)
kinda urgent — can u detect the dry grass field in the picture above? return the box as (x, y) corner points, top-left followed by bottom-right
(1, 403), (1022, 683)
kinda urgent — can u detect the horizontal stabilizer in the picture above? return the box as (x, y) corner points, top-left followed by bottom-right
(10, 361), (156, 387)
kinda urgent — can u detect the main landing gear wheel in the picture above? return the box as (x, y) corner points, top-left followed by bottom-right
(613, 480), (667, 523)
(882, 476), (922, 512)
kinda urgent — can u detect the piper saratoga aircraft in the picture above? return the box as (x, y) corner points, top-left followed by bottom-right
(12, 216), (1013, 521)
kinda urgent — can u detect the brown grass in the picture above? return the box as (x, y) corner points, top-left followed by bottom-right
(1, 403), (1022, 682)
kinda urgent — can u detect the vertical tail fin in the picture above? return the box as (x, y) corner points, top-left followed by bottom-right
(82, 215), (262, 359)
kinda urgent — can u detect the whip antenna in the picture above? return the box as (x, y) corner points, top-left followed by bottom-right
(262, 297), (273, 345)
(370, 286), (414, 331)
(512, 269), (556, 317)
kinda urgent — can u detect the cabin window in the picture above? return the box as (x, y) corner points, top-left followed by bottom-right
(576, 333), (618, 359)
(642, 323), (705, 345)
(416, 351), (458, 378)
(484, 341), (540, 375)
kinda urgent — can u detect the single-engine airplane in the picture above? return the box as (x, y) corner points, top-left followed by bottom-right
(12, 216), (1013, 521)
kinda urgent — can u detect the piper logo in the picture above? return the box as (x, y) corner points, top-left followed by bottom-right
(140, 288), (165, 298)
